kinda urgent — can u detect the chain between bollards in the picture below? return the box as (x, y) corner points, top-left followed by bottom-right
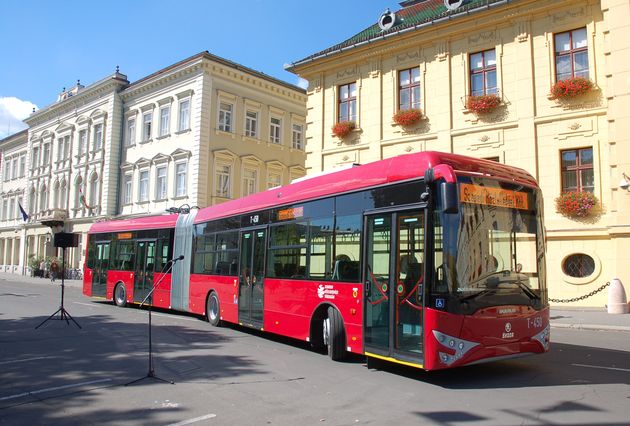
(549, 281), (611, 303)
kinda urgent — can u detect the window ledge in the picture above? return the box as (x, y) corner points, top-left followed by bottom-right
(156, 134), (170, 140)
(137, 200), (149, 205)
(243, 135), (261, 144)
(173, 195), (188, 200)
(175, 128), (191, 135)
(215, 129), (236, 139)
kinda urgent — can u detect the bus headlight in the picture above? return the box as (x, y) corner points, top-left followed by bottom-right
(433, 330), (479, 366)
(531, 325), (550, 351)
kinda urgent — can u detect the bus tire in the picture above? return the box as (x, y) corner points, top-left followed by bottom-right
(206, 291), (222, 327)
(325, 306), (346, 361)
(114, 283), (127, 307)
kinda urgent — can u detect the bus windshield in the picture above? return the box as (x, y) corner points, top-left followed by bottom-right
(435, 176), (547, 309)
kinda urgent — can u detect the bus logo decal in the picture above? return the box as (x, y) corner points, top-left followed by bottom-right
(317, 284), (339, 300)
(502, 322), (514, 339)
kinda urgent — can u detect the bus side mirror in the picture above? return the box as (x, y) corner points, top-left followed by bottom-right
(440, 182), (458, 214)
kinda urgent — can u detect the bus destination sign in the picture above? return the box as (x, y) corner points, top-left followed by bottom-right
(460, 183), (528, 210)
(278, 206), (304, 221)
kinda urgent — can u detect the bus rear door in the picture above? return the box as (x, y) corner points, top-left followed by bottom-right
(363, 210), (425, 366)
(133, 240), (157, 304)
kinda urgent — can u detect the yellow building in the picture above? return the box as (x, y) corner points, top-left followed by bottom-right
(288, 0), (630, 307)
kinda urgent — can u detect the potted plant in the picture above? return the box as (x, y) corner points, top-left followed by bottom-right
(332, 121), (356, 139)
(393, 108), (423, 127)
(466, 94), (502, 114)
(555, 191), (599, 218)
(550, 77), (594, 100)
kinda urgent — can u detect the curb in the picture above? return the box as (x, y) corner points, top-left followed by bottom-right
(551, 322), (630, 332)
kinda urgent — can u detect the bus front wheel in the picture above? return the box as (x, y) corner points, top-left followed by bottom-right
(206, 292), (222, 327)
(114, 283), (127, 307)
(324, 307), (346, 361)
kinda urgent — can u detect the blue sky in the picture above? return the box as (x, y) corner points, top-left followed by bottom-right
(0, 0), (397, 138)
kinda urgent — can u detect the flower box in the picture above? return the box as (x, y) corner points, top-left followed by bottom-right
(393, 109), (423, 127)
(332, 121), (356, 139)
(550, 77), (594, 100)
(555, 191), (599, 218)
(465, 94), (501, 114)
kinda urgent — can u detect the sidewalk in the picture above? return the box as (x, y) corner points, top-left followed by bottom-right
(1, 272), (629, 331)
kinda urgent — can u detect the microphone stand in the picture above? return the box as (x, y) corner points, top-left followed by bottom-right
(125, 255), (183, 386)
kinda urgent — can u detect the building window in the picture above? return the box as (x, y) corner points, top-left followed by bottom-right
(19, 154), (25, 177)
(399, 68), (421, 111)
(267, 172), (281, 189)
(93, 124), (103, 151)
(292, 124), (304, 150)
(138, 170), (149, 202)
(218, 102), (233, 132)
(42, 143), (51, 165)
(32, 147), (40, 169)
(78, 130), (87, 157)
(74, 176), (82, 209)
(8, 198), (15, 220)
(39, 184), (48, 212)
(53, 181), (60, 209)
(89, 173), (99, 207)
(123, 173), (132, 205)
(338, 82), (357, 122)
(29, 188), (36, 213)
(57, 136), (70, 162)
(60, 180), (67, 208)
(156, 166), (167, 200)
(1, 199), (7, 220)
(3, 159), (10, 181)
(270, 117), (281, 144)
(126, 118), (136, 147)
(242, 168), (258, 197)
(142, 112), (153, 142)
(215, 164), (231, 198)
(555, 28), (588, 81)
(561, 148), (594, 193)
(245, 110), (258, 138)
(470, 49), (497, 96)
(178, 99), (190, 132)
(159, 105), (170, 137)
(175, 162), (187, 197)
(11, 157), (18, 179)
(562, 253), (595, 278)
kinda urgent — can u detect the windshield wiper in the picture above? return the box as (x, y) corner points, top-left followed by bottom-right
(459, 288), (497, 302)
(513, 279), (540, 300)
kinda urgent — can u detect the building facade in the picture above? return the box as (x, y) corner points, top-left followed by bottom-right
(0, 52), (306, 275)
(288, 0), (630, 306)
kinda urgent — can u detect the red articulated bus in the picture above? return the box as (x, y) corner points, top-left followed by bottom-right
(83, 151), (549, 370)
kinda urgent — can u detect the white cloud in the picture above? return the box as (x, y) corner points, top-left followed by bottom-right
(296, 77), (309, 90)
(0, 97), (37, 139)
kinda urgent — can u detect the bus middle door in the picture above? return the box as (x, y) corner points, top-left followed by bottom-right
(364, 210), (425, 365)
(238, 228), (267, 328)
(91, 242), (110, 297)
(133, 240), (157, 304)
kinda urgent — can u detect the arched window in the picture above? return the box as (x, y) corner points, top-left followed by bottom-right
(74, 175), (83, 209)
(60, 180), (67, 209)
(39, 184), (48, 212)
(29, 187), (36, 213)
(89, 172), (99, 207)
(53, 180), (60, 209)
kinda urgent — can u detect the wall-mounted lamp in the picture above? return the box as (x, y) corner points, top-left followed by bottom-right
(165, 204), (200, 214)
(619, 172), (630, 190)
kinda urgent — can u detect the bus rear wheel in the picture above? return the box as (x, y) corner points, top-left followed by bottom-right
(324, 306), (346, 361)
(206, 292), (221, 327)
(114, 283), (127, 307)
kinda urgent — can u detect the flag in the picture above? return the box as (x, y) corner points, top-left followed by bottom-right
(18, 201), (29, 221)
(79, 186), (95, 209)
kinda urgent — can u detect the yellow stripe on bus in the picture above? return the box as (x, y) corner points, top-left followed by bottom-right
(365, 352), (423, 369)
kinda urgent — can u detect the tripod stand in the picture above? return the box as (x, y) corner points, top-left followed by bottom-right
(36, 246), (81, 329)
(125, 255), (184, 386)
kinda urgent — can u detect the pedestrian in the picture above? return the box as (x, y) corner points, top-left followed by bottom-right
(39, 260), (46, 278)
(50, 260), (59, 283)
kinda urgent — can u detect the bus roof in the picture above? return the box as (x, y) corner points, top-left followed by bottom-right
(194, 151), (537, 224)
(89, 214), (178, 234)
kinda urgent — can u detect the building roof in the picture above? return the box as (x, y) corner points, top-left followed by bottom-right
(289, 0), (505, 70)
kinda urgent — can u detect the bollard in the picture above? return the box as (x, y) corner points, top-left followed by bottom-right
(607, 278), (629, 314)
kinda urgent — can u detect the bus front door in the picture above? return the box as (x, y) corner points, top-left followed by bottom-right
(364, 211), (425, 365)
(238, 228), (266, 328)
(133, 240), (157, 304)
(91, 242), (110, 297)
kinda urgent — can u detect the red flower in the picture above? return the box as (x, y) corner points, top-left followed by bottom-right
(393, 108), (423, 126)
(555, 191), (599, 218)
(332, 121), (356, 138)
(550, 77), (593, 100)
(466, 94), (501, 114)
